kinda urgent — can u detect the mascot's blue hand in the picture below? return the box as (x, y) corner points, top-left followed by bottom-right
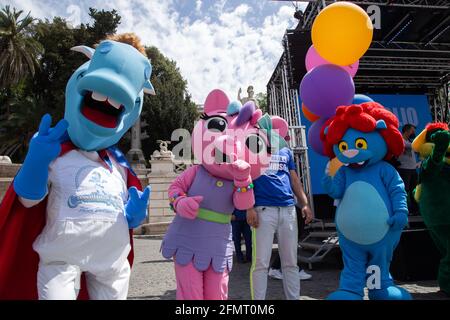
(387, 213), (408, 231)
(13, 114), (69, 200)
(30, 114), (69, 163)
(125, 186), (151, 228)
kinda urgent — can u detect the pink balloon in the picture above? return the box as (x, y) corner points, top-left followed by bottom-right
(305, 45), (359, 78)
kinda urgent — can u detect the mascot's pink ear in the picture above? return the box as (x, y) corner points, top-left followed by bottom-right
(250, 109), (263, 125)
(271, 116), (289, 139)
(204, 89), (230, 114)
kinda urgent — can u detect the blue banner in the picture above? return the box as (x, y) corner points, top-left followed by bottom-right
(300, 94), (432, 195)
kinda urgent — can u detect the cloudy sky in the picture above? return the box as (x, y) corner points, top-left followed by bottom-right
(5, 0), (307, 103)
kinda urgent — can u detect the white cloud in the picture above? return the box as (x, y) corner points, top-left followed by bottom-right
(122, 1), (296, 104)
(195, 0), (202, 13)
(3, 0), (298, 104)
(5, 0), (51, 20)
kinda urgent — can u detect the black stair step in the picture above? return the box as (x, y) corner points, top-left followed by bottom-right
(307, 231), (337, 238)
(299, 242), (337, 250)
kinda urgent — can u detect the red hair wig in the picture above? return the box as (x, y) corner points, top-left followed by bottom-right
(322, 102), (404, 160)
(426, 122), (449, 132)
(424, 122), (449, 141)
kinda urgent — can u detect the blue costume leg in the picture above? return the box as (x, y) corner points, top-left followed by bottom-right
(242, 221), (252, 262)
(231, 220), (244, 261)
(327, 235), (367, 300)
(367, 232), (412, 300)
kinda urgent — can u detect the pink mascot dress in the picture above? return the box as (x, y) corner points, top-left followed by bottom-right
(161, 89), (289, 300)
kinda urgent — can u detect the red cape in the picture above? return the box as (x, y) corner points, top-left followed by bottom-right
(0, 142), (141, 300)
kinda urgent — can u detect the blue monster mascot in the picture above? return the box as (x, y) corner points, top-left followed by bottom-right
(0, 33), (154, 300)
(321, 102), (412, 300)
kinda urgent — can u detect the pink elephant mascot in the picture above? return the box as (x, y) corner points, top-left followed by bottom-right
(161, 89), (289, 299)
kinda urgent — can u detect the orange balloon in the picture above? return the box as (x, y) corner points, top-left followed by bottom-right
(312, 2), (373, 66)
(302, 103), (320, 122)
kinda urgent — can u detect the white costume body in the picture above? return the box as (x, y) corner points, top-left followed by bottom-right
(20, 149), (131, 300)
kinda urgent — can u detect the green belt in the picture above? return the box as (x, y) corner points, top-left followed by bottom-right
(197, 208), (231, 224)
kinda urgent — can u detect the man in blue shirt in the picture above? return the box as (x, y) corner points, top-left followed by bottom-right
(248, 147), (313, 300)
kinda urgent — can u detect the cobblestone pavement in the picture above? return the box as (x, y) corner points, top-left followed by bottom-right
(128, 237), (449, 300)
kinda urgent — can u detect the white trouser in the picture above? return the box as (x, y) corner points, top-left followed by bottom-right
(37, 259), (131, 300)
(251, 205), (299, 300)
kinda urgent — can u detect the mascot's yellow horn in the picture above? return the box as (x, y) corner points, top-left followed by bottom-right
(414, 184), (422, 203)
(412, 128), (427, 153)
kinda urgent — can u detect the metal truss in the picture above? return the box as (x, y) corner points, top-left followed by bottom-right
(360, 55), (450, 73)
(343, 0), (450, 9)
(299, 1), (324, 30)
(267, 41), (315, 212)
(354, 75), (443, 88)
(298, 1), (450, 31)
(429, 81), (450, 123)
(293, 1), (450, 125)
(370, 41), (450, 53)
(297, 0), (450, 10)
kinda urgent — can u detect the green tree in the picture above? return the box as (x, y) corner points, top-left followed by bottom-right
(0, 91), (47, 159)
(31, 9), (121, 119)
(84, 8), (121, 45)
(0, 7), (198, 162)
(0, 5), (42, 98)
(0, 8), (121, 162)
(119, 46), (199, 158)
(256, 92), (268, 114)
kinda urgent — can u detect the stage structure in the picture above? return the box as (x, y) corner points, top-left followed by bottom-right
(268, 0), (450, 268)
(271, 0), (450, 121)
(269, 0), (450, 198)
(267, 45), (315, 212)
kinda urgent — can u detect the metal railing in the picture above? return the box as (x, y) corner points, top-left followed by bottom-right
(267, 41), (315, 215)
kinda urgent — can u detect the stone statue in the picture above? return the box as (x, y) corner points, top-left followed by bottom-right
(149, 139), (175, 175)
(238, 85), (259, 108)
(131, 118), (142, 150)
(126, 116), (147, 170)
(0, 156), (12, 164)
(151, 140), (174, 160)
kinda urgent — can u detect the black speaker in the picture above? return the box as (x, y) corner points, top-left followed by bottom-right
(390, 228), (441, 282)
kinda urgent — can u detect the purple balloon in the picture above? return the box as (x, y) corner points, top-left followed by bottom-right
(300, 64), (355, 118)
(307, 118), (328, 156)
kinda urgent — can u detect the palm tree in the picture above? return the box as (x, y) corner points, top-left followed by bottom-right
(0, 5), (42, 89)
(0, 94), (47, 161)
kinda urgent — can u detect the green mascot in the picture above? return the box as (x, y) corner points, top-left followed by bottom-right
(412, 122), (450, 296)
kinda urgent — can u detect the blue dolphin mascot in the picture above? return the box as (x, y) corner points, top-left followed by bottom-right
(0, 33), (154, 300)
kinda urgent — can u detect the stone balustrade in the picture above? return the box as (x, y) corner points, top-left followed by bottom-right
(0, 163), (21, 200)
(0, 156), (188, 236)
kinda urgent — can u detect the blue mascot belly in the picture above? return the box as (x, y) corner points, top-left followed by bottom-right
(336, 181), (390, 245)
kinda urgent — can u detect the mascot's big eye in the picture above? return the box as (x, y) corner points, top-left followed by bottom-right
(246, 134), (266, 154)
(355, 138), (368, 150)
(205, 116), (227, 132)
(338, 141), (348, 153)
(99, 41), (113, 54)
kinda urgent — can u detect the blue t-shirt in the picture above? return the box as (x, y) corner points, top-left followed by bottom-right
(253, 148), (296, 207)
